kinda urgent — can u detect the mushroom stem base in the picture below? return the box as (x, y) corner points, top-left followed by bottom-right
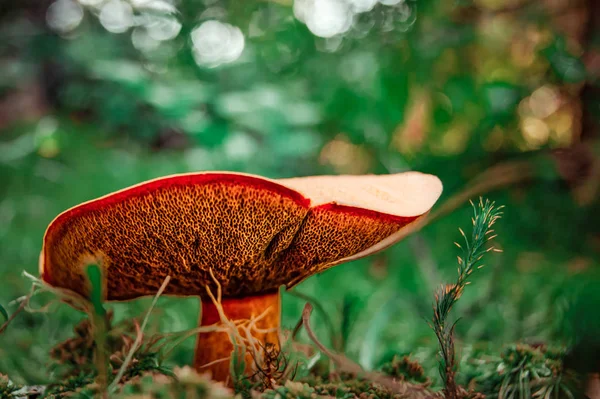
(194, 291), (281, 385)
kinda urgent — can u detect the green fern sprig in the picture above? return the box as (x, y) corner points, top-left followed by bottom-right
(431, 198), (504, 399)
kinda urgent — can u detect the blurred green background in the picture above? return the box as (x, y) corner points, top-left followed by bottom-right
(1, 0), (599, 388)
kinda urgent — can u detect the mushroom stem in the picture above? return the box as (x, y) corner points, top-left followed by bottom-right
(194, 291), (281, 384)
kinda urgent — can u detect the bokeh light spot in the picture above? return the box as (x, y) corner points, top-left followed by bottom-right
(295, 0), (353, 38)
(142, 14), (182, 41)
(347, 0), (378, 13)
(99, 0), (134, 33)
(131, 27), (161, 52)
(529, 85), (560, 119)
(319, 134), (372, 174)
(46, 0), (84, 33)
(521, 117), (549, 148)
(191, 20), (245, 68)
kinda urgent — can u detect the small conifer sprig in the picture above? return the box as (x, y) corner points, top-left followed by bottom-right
(431, 198), (503, 399)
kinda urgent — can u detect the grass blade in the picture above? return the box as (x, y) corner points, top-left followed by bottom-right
(0, 303), (8, 323)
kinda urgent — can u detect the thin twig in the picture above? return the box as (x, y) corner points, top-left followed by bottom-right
(427, 160), (531, 224)
(108, 275), (171, 393)
(291, 315), (304, 341)
(301, 303), (361, 373)
(22, 271), (92, 314)
(0, 294), (31, 334)
(288, 290), (341, 351)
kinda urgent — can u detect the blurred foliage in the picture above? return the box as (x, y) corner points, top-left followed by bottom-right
(463, 344), (581, 399)
(0, 0), (599, 395)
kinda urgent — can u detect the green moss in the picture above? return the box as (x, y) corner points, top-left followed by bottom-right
(114, 367), (236, 399)
(380, 355), (430, 385)
(0, 374), (22, 398)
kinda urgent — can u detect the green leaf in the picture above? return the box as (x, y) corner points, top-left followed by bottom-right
(0, 303), (8, 323)
(86, 264), (106, 317)
(481, 81), (521, 119)
(546, 51), (587, 83)
(542, 38), (587, 83)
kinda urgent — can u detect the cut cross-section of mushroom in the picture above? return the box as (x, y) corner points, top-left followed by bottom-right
(39, 171), (442, 383)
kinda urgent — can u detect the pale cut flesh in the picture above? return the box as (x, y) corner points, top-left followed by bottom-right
(279, 172), (442, 218)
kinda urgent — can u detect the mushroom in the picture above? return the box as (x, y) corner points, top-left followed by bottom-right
(39, 171), (442, 383)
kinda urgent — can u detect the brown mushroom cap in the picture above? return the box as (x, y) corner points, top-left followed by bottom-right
(39, 171), (442, 300)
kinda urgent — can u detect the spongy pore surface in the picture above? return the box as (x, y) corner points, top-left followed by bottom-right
(40, 171), (442, 300)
